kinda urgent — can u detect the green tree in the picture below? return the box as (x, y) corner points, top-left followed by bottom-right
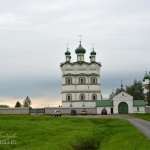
(126, 80), (145, 100)
(0, 104), (9, 108)
(15, 101), (22, 107)
(23, 96), (32, 107)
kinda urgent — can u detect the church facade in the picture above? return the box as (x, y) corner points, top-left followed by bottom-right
(60, 41), (145, 114)
(60, 41), (102, 108)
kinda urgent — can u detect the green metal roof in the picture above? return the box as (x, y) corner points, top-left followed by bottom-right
(133, 100), (145, 106)
(96, 100), (113, 107)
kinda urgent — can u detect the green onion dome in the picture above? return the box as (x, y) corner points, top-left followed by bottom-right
(143, 72), (150, 81)
(90, 49), (96, 55)
(120, 83), (125, 92)
(75, 41), (86, 54)
(65, 49), (71, 55)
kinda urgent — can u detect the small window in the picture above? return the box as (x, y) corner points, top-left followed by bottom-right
(79, 78), (85, 84)
(81, 95), (84, 100)
(93, 95), (96, 100)
(91, 77), (97, 84)
(68, 96), (71, 101)
(68, 79), (71, 84)
(80, 94), (85, 101)
(66, 94), (72, 101)
(81, 79), (84, 83)
(93, 79), (96, 84)
(66, 77), (72, 84)
(92, 94), (97, 101)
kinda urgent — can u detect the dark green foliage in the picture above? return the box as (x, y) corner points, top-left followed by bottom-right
(15, 101), (22, 107)
(0, 104), (9, 107)
(23, 96), (32, 107)
(126, 80), (145, 100)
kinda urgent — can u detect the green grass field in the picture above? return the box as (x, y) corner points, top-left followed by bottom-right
(130, 113), (150, 121)
(0, 115), (150, 150)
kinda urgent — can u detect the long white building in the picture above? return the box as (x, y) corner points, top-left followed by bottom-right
(60, 41), (102, 108)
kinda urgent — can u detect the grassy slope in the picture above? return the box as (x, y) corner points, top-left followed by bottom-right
(0, 115), (149, 150)
(130, 113), (150, 121)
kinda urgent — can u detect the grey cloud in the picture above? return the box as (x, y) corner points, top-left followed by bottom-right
(0, 0), (149, 105)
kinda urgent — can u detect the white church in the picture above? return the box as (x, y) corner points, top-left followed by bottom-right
(60, 41), (145, 114)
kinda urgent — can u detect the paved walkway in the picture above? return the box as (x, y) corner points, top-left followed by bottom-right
(128, 118), (150, 140)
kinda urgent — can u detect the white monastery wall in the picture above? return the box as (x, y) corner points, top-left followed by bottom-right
(133, 107), (145, 113)
(0, 108), (29, 114)
(45, 107), (96, 115)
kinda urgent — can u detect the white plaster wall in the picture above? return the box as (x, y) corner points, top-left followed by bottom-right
(62, 85), (76, 91)
(88, 85), (100, 91)
(143, 79), (149, 85)
(62, 85), (100, 92)
(62, 101), (96, 108)
(112, 92), (133, 101)
(76, 85), (88, 91)
(133, 107), (145, 113)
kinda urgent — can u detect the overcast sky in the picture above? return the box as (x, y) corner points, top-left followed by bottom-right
(0, 0), (150, 107)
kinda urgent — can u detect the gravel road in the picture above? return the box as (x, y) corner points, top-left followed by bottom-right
(128, 118), (150, 140)
(77, 114), (150, 139)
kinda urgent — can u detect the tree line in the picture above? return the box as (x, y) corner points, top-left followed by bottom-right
(126, 80), (150, 105)
(0, 96), (32, 108)
(15, 96), (32, 107)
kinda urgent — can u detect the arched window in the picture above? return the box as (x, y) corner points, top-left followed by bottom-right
(79, 77), (85, 84)
(80, 94), (85, 101)
(92, 94), (97, 101)
(66, 77), (72, 84)
(91, 77), (97, 84)
(66, 94), (72, 101)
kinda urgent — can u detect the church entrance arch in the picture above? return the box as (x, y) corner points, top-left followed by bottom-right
(118, 102), (128, 114)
